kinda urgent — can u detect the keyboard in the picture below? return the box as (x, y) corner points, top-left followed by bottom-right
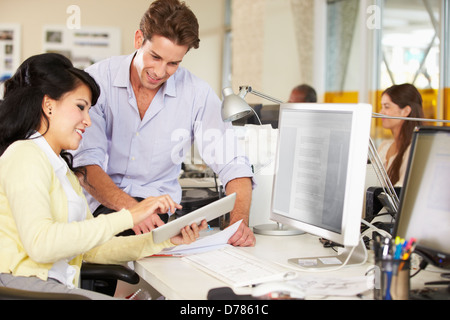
(182, 245), (297, 287)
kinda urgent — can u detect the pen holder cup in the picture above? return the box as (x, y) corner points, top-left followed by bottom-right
(374, 258), (410, 300)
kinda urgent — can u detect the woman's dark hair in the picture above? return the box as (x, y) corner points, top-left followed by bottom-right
(140, 0), (200, 51)
(382, 83), (424, 185)
(0, 53), (100, 174)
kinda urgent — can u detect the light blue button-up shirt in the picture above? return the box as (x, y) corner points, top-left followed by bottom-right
(73, 53), (253, 211)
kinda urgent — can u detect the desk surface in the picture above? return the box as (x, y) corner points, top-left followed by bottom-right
(134, 231), (444, 300)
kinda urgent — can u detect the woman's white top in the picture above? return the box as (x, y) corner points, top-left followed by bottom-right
(30, 132), (87, 288)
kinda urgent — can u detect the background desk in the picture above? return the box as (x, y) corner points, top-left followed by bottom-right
(134, 231), (444, 300)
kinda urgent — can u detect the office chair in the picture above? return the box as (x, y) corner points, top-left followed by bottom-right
(0, 263), (140, 300)
(365, 186), (402, 223)
(0, 286), (90, 300)
(80, 262), (140, 296)
(363, 186), (402, 239)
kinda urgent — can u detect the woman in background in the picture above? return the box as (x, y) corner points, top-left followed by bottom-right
(0, 53), (206, 299)
(377, 83), (424, 186)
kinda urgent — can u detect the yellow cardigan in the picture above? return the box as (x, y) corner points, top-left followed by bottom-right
(0, 140), (174, 287)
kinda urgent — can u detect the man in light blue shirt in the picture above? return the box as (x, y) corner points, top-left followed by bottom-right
(72, 0), (255, 246)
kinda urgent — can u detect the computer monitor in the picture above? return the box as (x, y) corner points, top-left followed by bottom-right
(394, 126), (450, 276)
(270, 103), (372, 269)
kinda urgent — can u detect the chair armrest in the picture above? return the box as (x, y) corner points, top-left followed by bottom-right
(80, 263), (140, 285)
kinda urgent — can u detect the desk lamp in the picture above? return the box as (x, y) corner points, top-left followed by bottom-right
(222, 86), (303, 236)
(221, 85), (450, 235)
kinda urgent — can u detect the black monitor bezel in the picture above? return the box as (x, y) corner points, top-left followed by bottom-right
(393, 126), (450, 270)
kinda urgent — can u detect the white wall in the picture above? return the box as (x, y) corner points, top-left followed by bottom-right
(262, 0), (301, 102)
(231, 0), (317, 104)
(0, 0), (225, 95)
(0, 0), (324, 100)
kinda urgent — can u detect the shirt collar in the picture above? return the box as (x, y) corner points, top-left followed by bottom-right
(113, 53), (135, 88)
(113, 51), (177, 98)
(29, 132), (68, 177)
(164, 71), (177, 98)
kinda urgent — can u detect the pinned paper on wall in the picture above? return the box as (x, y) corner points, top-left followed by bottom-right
(0, 24), (20, 85)
(42, 25), (121, 70)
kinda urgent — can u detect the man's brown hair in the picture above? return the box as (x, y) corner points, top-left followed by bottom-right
(140, 0), (200, 51)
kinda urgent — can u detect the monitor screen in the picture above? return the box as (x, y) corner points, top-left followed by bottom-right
(394, 126), (450, 270)
(270, 103), (372, 249)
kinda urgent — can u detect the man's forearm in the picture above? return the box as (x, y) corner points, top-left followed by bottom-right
(79, 165), (138, 211)
(225, 177), (252, 225)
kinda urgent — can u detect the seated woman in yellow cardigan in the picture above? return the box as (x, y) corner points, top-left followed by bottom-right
(0, 53), (207, 299)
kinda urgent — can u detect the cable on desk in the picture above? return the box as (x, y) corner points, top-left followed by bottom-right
(361, 218), (392, 239)
(410, 259), (428, 278)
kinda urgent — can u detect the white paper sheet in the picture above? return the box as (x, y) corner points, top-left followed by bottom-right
(289, 275), (371, 297)
(157, 220), (243, 256)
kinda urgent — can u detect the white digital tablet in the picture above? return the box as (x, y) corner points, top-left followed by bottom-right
(152, 193), (236, 243)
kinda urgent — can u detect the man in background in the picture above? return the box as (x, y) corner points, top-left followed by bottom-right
(288, 84), (317, 103)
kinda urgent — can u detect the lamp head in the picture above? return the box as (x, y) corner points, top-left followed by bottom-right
(221, 87), (253, 122)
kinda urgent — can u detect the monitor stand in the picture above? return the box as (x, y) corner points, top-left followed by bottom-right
(253, 222), (305, 236)
(287, 237), (367, 270)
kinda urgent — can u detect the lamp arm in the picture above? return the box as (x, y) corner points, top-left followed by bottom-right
(370, 112), (450, 213)
(372, 112), (450, 124)
(232, 85), (448, 213)
(368, 137), (400, 211)
(237, 87), (450, 124)
(239, 86), (284, 104)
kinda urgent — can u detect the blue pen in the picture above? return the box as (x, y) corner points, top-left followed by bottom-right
(384, 261), (393, 300)
(400, 240), (408, 257)
(380, 238), (393, 300)
(394, 243), (403, 259)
